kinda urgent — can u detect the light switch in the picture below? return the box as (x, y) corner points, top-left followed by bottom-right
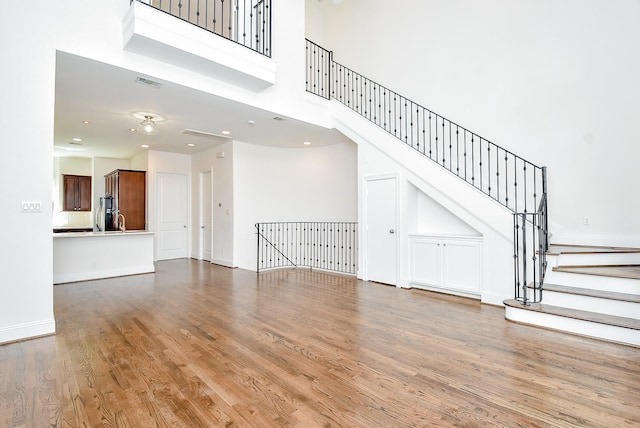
(21, 201), (42, 213)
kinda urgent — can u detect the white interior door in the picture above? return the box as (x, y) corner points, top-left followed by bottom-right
(200, 170), (213, 262)
(157, 172), (188, 260)
(365, 177), (397, 285)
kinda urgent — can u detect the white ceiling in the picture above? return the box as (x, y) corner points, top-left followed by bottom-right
(54, 52), (348, 159)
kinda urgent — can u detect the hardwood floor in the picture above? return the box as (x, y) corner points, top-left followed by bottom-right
(1, 259), (639, 427)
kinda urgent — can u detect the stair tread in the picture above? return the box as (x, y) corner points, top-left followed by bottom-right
(552, 265), (640, 280)
(541, 283), (640, 303)
(504, 299), (640, 330)
(547, 244), (640, 256)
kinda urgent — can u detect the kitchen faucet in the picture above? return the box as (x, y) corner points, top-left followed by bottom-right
(117, 213), (126, 232)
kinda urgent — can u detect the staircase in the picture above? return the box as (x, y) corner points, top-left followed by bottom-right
(505, 244), (640, 347)
(302, 40), (640, 347)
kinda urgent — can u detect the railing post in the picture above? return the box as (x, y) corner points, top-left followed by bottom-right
(256, 223), (260, 274)
(521, 213), (528, 305)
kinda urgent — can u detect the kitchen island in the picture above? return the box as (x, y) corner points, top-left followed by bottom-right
(53, 231), (155, 284)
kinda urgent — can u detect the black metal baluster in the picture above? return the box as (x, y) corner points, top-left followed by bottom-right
(504, 152), (509, 209)
(448, 121), (452, 171)
(455, 125), (460, 177)
(487, 143), (491, 197)
(463, 130), (468, 181)
(523, 163), (528, 214)
(479, 137), (483, 192)
(471, 134), (475, 186)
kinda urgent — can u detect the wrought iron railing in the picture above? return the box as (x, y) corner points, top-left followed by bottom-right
(132, 0), (271, 57)
(306, 39), (549, 301)
(256, 222), (357, 274)
(513, 189), (548, 305)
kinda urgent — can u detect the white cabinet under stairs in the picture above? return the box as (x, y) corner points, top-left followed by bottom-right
(504, 244), (640, 347)
(409, 235), (482, 298)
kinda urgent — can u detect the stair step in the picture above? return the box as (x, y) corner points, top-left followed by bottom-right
(544, 267), (640, 294)
(504, 299), (640, 347)
(504, 299), (640, 330)
(537, 283), (640, 320)
(546, 244), (640, 267)
(552, 265), (640, 280)
(540, 283), (640, 303)
(547, 243), (640, 255)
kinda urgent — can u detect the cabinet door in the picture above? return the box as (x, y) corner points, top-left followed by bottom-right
(62, 175), (91, 211)
(409, 238), (443, 287)
(443, 240), (480, 294)
(118, 171), (146, 230)
(77, 176), (92, 211)
(63, 175), (77, 211)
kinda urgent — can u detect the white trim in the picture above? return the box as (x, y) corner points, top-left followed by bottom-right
(0, 319), (56, 345)
(54, 264), (155, 284)
(212, 257), (237, 268)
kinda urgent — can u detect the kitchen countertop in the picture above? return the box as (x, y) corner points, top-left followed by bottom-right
(53, 230), (155, 238)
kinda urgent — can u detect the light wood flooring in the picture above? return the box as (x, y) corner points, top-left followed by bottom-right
(1, 259), (639, 427)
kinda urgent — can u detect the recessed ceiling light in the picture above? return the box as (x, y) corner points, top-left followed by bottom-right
(187, 143), (196, 147)
(221, 130), (231, 135)
(247, 120), (255, 125)
(141, 144), (149, 148)
(82, 120), (90, 125)
(304, 141), (311, 146)
(130, 128), (136, 132)
(72, 138), (82, 142)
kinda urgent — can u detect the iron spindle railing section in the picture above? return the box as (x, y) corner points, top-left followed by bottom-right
(305, 39), (549, 301)
(133, 0), (271, 57)
(256, 222), (357, 274)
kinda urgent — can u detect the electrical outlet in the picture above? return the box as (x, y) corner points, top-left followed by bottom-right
(583, 217), (591, 225)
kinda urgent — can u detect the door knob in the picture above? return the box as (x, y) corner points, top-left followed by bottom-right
(389, 229), (395, 234)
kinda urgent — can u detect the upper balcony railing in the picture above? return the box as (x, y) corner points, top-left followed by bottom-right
(132, 0), (272, 57)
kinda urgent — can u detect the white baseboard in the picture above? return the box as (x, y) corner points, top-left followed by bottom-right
(212, 257), (237, 268)
(53, 264), (155, 284)
(481, 291), (509, 307)
(552, 233), (640, 248)
(0, 319), (56, 344)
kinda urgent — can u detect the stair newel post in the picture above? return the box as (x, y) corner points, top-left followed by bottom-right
(542, 166), (548, 252)
(521, 213), (529, 305)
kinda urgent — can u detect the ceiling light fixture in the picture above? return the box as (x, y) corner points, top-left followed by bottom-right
(187, 143), (196, 147)
(221, 130), (231, 135)
(141, 144), (150, 148)
(304, 141), (311, 146)
(132, 112), (164, 135)
(138, 115), (158, 135)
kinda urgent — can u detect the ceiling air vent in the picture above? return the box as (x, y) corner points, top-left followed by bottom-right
(273, 116), (286, 121)
(181, 129), (232, 140)
(135, 77), (163, 88)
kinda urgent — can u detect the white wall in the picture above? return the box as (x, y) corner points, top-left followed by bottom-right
(190, 141), (235, 266)
(307, 0), (640, 247)
(233, 141), (358, 270)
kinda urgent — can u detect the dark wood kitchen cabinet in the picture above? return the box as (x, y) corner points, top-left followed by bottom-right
(105, 169), (146, 230)
(63, 174), (91, 211)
